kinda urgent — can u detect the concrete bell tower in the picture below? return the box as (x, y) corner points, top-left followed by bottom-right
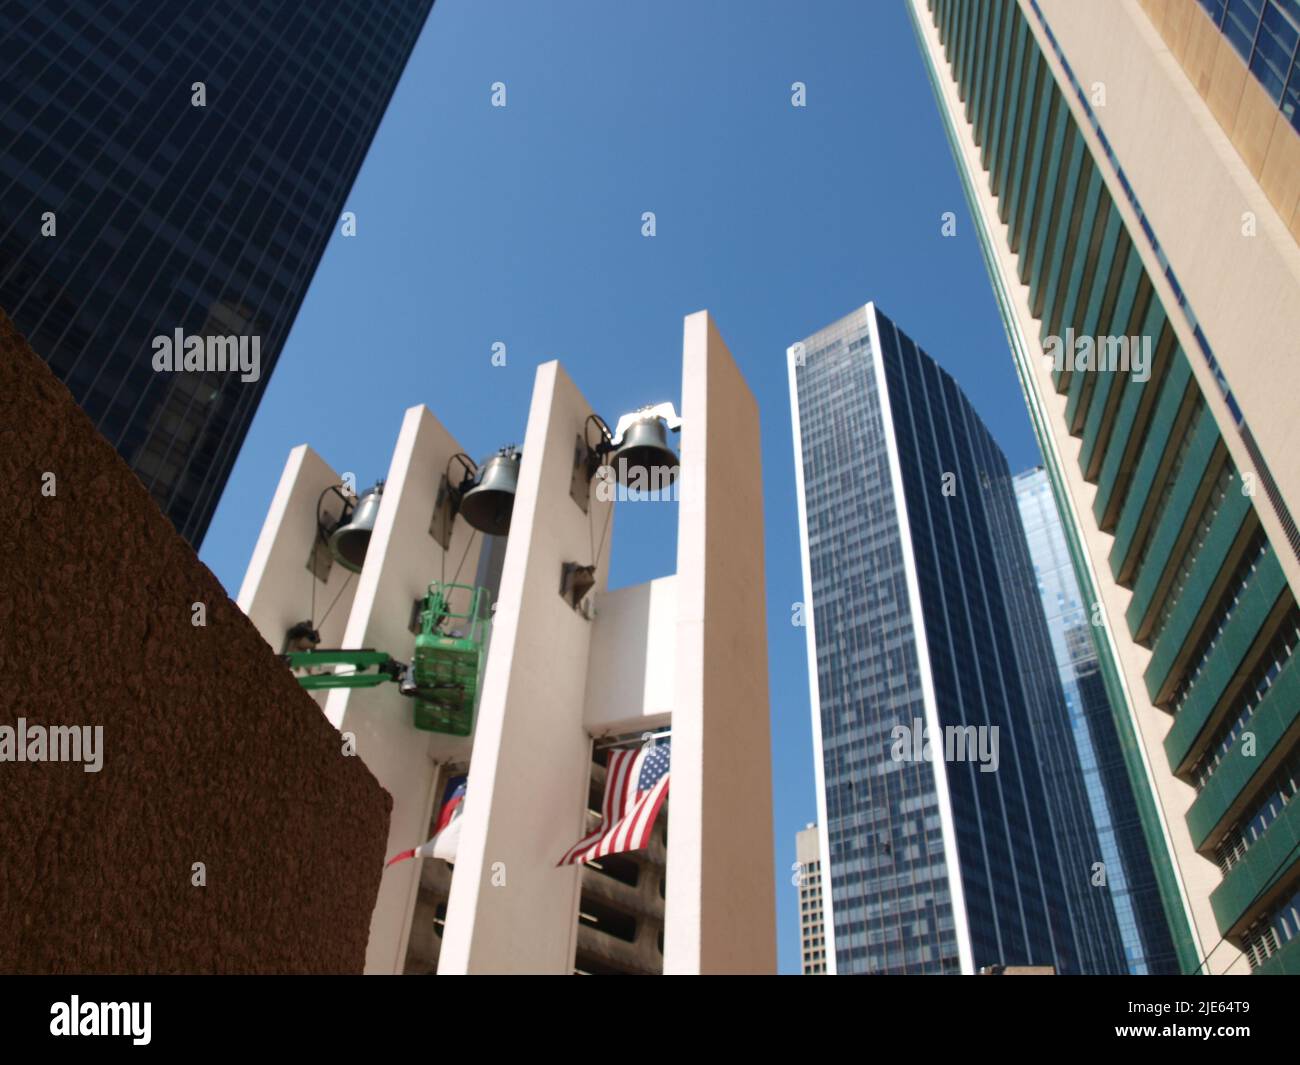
(237, 311), (776, 974)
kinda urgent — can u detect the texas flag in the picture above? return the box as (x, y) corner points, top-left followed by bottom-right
(386, 775), (466, 867)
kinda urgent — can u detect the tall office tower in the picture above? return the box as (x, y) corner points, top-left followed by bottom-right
(796, 824), (828, 974)
(910, 0), (1300, 973)
(788, 303), (1127, 975)
(1015, 466), (1181, 973)
(0, 0), (435, 544)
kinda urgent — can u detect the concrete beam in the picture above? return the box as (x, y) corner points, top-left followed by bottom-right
(584, 575), (677, 736)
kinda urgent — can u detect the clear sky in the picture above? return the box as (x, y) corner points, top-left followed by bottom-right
(198, 0), (1042, 974)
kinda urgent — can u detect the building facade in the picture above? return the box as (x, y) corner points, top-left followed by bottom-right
(796, 824), (828, 974)
(0, 0), (435, 544)
(789, 302), (1127, 975)
(1015, 466), (1181, 973)
(910, 0), (1300, 973)
(1156, 0), (1300, 230)
(406, 745), (670, 976)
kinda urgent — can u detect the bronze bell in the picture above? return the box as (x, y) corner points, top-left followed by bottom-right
(607, 404), (681, 487)
(459, 446), (521, 536)
(328, 482), (383, 572)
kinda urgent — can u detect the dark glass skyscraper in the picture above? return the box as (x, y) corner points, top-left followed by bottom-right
(1014, 467), (1180, 974)
(789, 303), (1127, 974)
(0, 0), (435, 543)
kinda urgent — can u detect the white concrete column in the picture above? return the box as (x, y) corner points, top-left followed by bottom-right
(322, 404), (484, 974)
(236, 444), (359, 673)
(437, 362), (613, 974)
(664, 310), (776, 974)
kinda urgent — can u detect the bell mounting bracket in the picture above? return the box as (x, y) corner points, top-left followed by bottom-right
(571, 414), (613, 513)
(310, 482), (357, 582)
(560, 561), (597, 615)
(430, 453), (477, 550)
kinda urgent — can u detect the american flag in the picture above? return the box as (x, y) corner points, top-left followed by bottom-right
(557, 740), (670, 866)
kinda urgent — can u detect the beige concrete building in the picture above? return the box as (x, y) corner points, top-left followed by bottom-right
(910, 0), (1300, 973)
(236, 311), (776, 974)
(1139, 0), (1300, 242)
(795, 824), (828, 975)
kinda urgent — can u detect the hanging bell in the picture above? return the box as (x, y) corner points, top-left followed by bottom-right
(459, 446), (521, 536)
(328, 482), (383, 573)
(607, 403), (682, 487)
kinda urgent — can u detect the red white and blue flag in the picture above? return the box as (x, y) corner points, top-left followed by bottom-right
(386, 775), (466, 867)
(558, 741), (670, 866)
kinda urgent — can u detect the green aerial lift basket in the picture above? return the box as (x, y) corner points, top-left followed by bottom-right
(411, 581), (492, 735)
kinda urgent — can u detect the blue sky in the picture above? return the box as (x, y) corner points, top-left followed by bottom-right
(198, 0), (1042, 974)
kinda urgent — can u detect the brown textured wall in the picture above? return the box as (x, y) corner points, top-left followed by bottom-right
(0, 308), (391, 973)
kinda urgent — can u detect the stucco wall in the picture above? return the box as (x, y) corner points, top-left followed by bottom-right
(0, 308), (391, 973)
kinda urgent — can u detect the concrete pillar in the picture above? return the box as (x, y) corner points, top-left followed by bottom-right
(321, 404), (483, 974)
(663, 311), (776, 974)
(236, 444), (359, 678)
(437, 362), (613, 974)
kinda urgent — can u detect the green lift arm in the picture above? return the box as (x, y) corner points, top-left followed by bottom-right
(282, 649), (407, 691)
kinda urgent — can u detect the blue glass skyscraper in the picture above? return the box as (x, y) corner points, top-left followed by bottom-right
(1014, 467), (1181, 973)
(789, 303), (1127, 974)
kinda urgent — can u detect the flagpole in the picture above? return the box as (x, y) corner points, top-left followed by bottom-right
(591, 729), (671, 752)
